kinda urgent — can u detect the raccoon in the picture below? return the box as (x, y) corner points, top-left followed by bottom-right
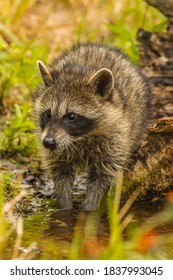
(34, 43), (151, 211)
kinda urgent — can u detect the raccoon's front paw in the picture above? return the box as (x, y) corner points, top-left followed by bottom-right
(80, 200), (99, 212)
(55, 196), (73, 210)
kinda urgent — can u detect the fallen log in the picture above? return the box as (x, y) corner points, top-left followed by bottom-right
(125, 117), (173, 198)
(123, 0), (173, 198)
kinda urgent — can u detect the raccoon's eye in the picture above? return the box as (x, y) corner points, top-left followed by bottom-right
(66, 113), (77, 121)
(40, 109), (51, 130)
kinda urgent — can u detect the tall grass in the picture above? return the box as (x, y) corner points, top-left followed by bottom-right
(0, 0), (36, 25)
(70, 189), (173, 260)
(0, 172), (37, 259)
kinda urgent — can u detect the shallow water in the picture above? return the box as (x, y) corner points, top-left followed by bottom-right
(4, 193), (173, 260)
(2, 166), (173, 260)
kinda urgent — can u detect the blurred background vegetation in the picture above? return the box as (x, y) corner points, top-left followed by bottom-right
(0, 0), (172, 260)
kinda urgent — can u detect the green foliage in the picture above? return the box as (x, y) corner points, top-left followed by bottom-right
(104, 0), (167, 63)
(0, 0), (40, 102)
(0, 38), (49, 105)
(106, 23), (138, 63)
(73, 0), (168, 63)
(0, 0), (49, 160)
(0, 39), (49, 160)
(0, 104), (37, 160)
(0, 174), (4, 213)
(1, 172), (14, 199)
(151, 20), (168, 32)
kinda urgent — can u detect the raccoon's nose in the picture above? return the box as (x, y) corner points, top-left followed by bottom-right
(42, 137), (56, 150)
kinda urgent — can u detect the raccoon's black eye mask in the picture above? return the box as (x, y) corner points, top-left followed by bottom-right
(40, 109), (51, 131)
(40, 109), (94, 136)
(61, 113), (94, 136)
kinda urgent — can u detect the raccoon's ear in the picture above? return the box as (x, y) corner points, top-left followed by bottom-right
(37, 60), (53, 86)
(88, 68), (114, 98)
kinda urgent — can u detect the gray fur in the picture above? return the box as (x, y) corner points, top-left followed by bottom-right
(34, 42), (151, 211)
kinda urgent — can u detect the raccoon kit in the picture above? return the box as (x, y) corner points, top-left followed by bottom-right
(34, 43), (151, 211)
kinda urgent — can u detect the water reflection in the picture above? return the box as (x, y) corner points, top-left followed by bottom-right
(6, 195), (173, 259)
